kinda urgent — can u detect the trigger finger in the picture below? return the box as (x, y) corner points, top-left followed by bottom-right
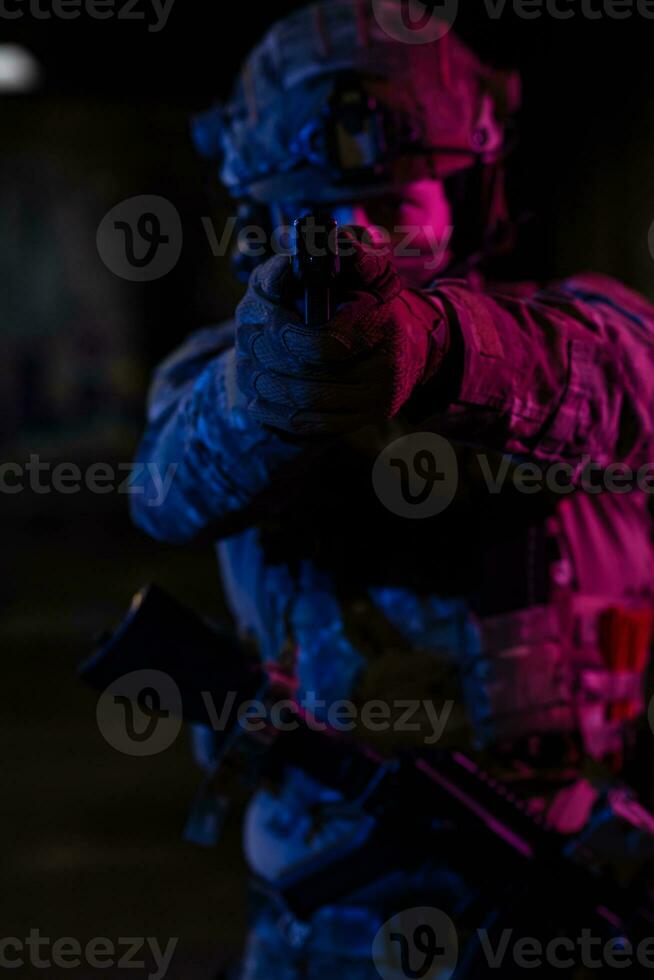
(251, 254), (295, 302)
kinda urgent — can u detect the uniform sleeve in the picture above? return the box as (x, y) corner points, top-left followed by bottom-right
(421, 273), (654, 470)
(129, 322), (316, 544)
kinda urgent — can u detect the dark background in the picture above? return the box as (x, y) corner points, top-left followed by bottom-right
(2, 2), (654, 977)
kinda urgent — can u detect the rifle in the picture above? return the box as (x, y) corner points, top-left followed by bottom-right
(79, 585), (654, 948)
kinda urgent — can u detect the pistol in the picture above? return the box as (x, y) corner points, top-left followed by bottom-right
(292, 213), (340, 327)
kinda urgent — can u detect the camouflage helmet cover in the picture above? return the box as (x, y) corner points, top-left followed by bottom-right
(193, 0), (521, 203)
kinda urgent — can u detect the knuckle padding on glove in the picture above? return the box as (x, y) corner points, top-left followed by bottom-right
(234, 238), (417, 430)
(338, 240), (403, 303)
(279, 321), (368, 361)
(251, 325), (352, 367)
(243, 314), (380, 369)
(251, 369), (374, 411)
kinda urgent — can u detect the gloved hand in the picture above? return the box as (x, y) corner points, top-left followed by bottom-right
(235, 235), (450, 435)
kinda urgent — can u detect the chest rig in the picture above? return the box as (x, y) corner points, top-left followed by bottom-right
(461, 510), (654, 767)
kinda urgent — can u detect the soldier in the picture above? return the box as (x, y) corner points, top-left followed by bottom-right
(131, 1), (654, 975)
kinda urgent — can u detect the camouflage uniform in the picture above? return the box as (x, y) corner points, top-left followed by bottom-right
(132, 3), (654, 975)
